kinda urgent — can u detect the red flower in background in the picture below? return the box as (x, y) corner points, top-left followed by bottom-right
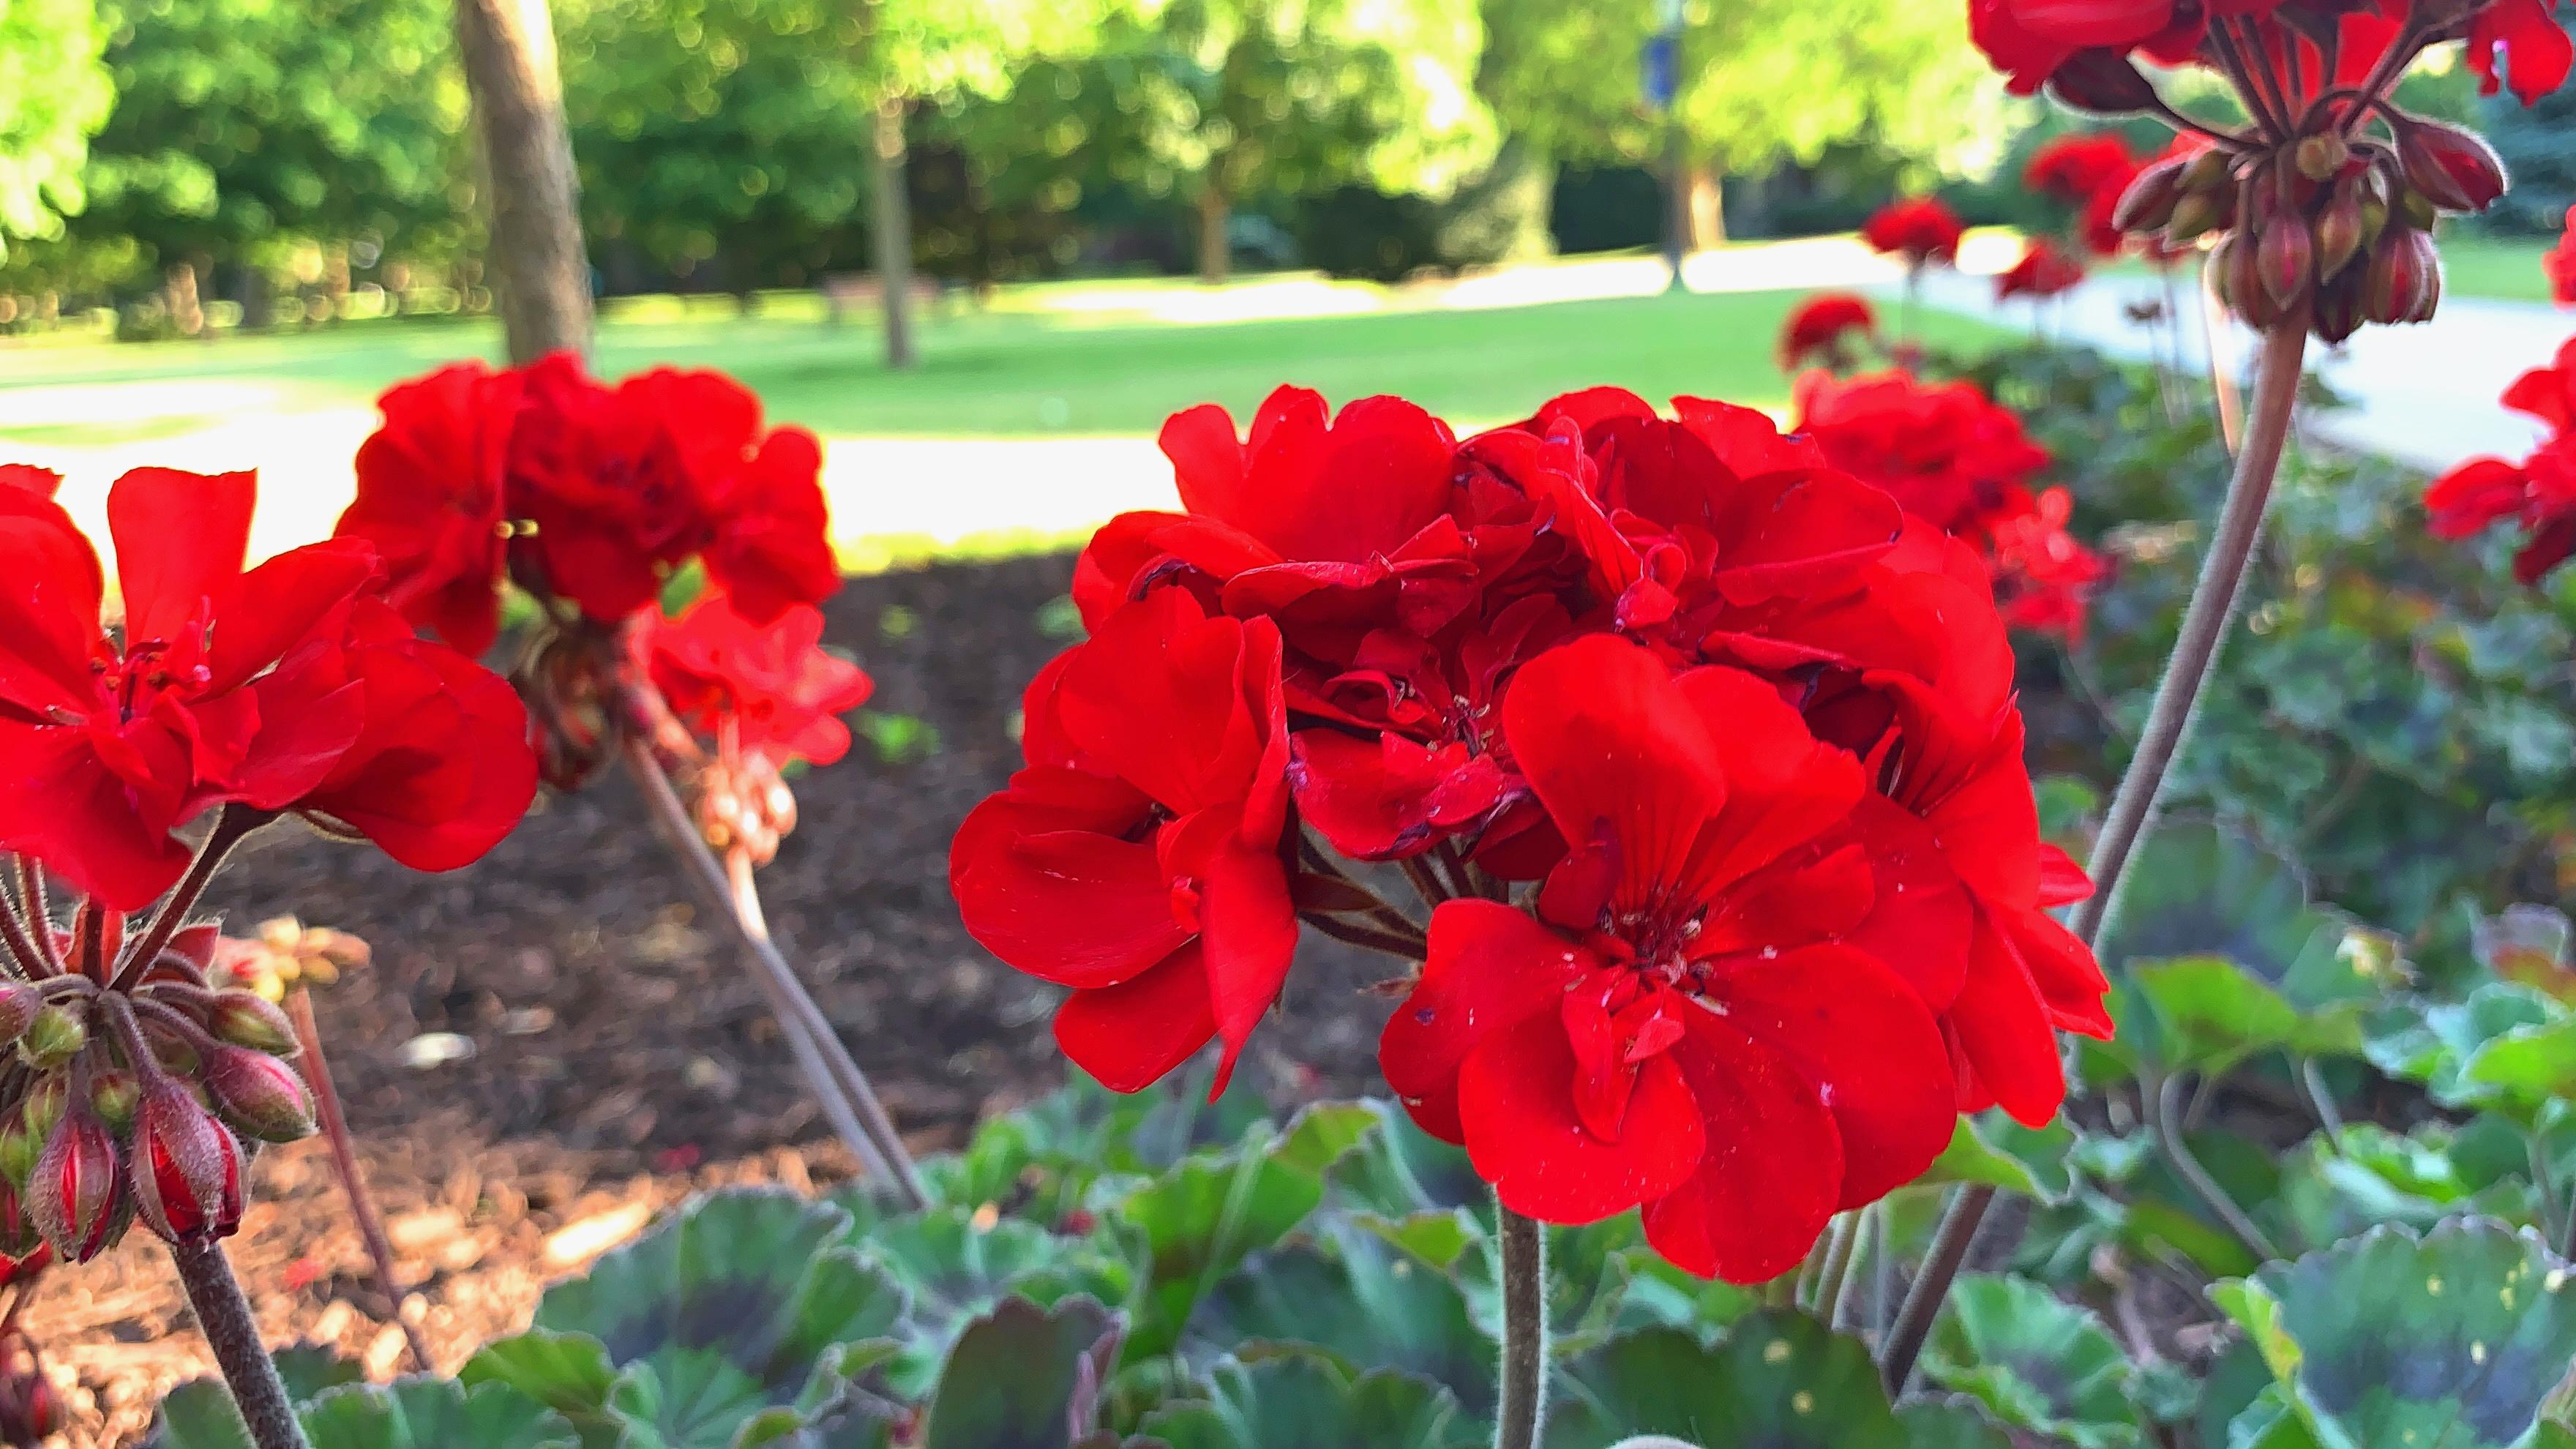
(335, 362), (525, 658)
(2549, 215), (2576, 306)
(1989, 488), (2112, 641)
(1996, 239), (2088, 301)
(1379, 638), (1955, 1281)
(1778, 293), (1880, 371)
(2425, 337), (2576, 583)
(1793, 370), (2051, 539)
(2026, 132), (2137, 203)
(951, 588), (1296, 1093)
(0, 465), (59, 498)
(636, 589), (874, 769)
(1862, 198), (1967, 269)
(0, 468), (536, 909)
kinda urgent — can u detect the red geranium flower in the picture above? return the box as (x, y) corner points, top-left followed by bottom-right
(1778, 293), (1880, 372)
(2026, 133), (2138, 203)
(334, 361), (525, 658)
(950, 588), (1296, 1093)
(0, 465), (59, 498)
(2548, 214), (2576, 307)
(634, 588), (874, 769)
(1792, 370), (2054, 540)
(1862, 197), (1967, 269)
(1996, 239), (2089, 301)
(1989, 487), (2112, 641)
(2426, 336), (2576, 583)
(1377, 636), (1954, 1281)
(0, 469), (376, 909)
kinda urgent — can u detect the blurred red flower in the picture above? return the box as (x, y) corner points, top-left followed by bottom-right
(2425, 337), (2576, 583)
(1862, 197), (1967, 269)
(2548, 215), (2576, 307)
(1996, 239), (2089, 301)
(1778, 293), (1880, 371)
(2026, 132), (2138, 203)
(634, 588), (874, 770)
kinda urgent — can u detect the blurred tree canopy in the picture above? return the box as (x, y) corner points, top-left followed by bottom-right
(0, 0), (113, 244)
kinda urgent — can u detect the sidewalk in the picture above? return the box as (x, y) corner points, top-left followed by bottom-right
(1912, 266), (2566, 473)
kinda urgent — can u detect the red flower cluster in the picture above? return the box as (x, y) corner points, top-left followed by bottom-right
(1778, 293), (1882, 372)
(334, 353), (836, 657)
(2550, 215), (2576, 307)
(632, 590), (874, 772)
(1975, 0), (2572, 107)
(2425, 337), (2576, 583)
(1793, 370), (2108, 640)
(953, 385), (2111, 1280)
(1862, 198), (1968, 269)
(0, 467), (536, 910)
(2026, 132), (2138, 205)
(1997, 238), (2090, 302)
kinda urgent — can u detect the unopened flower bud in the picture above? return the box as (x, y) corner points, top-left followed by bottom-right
(0, 1184), (43, 1264)
(2180, 148), (2234, 195)
(204, 1046), (316, 1143)
(0, 1120), (34, 1193)
(2165, 188), (2233, 246)
(2111, 157), (2187, 235)
(0, 1363), (63, 1443)
(2397, 186), (2440, 232)
(2295, 132), (2352, 184)
(87, 1068), (139, 1135)
(208, 990), (298, 1057)
(17, 1077), (64, 1145)
(18, 1008), (83, 1071)
(29, 1107), (121, 1262)
(2258, 218), (2315, 308)
(2315, 183), (2368, 280)
(2225, 233), (2282, 327)
(2047, 50), (2160, 113)
(0, 986), (38, 1052)
(2313, 277), (2366, 344)
(2397, 116), (2507, 213)
(129, 1074), (244, 1245)
(2364, 229), (2441, 324)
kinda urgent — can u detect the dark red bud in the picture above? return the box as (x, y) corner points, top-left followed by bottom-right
(130, 1075), (244, 1245)
(2259, 218), (2315, 308)
(2113, 156), (2190, 235)
(29, 1108), (121, 1263)
(2226, 232), (2281, 327)
(2404, 231), (2444, 322)
(2398, 117), (2508, 213)
(2313, 277), (2365, 344)
(204, 1046), (316, 1143)
(2048, 50), (2162, 113)
(208, 991), (298, 1057)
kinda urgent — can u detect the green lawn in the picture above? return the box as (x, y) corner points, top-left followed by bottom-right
(2434, 235), (2557, 304)
(0, 281), (2008, 445)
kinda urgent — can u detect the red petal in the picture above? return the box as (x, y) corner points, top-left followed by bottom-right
(1669, 665), (1865, 899)
(1949, 909), (2068, 1127)
(1382, 901), (1592, 1123)
(1460, 1014), (1705, 1224)
(206, 539), (379, 692)
(950, 771), (1189, 989)
(1641, 1018), (1841, 1282)
(1838, 794), (1974, 1011)
(1199, 836), (1298, 1093)
(1055, 946), (1216, 1093)
(109, 469), (255, 648)
(0, 495), (105, 716)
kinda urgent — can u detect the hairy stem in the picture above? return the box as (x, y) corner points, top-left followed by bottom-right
(1833, 1204), (1880, 1334)
(622, 738), (927, 1209)
(2152, 1072), (2280, 1260)
(1807, 1212), (1860, 1318)
(14, 860), (61, 976)
(171, 1238), (312, 1449)
(287, 988), (431, 1373)
(0, 858), (45, 978)
(112, 808), (266, 992)
(1882, 318), (2309, 1394)
(1494, 1202), (1548, 1449)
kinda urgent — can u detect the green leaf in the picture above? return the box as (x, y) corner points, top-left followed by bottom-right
(2133, 956), (2310, 1076)
(146, 1382), (255, 1449)
(2463, 1016), (2576, 1109)
(2097, 823), (2325, 989)
(270, 1345), (367, 1404)
(861, 1205), (1134, 1393)
(1544, 1311), (1902, 1448)
(1920, 1276), (2146, 1449)
(920, 1296), (1124, 1449)
(297, 1378), (580, 1449)
(1919, 1115), (2078, 1205)
(2367, 985), (2568, 1124)
(1196, 1221), (1494, 1416)
(1119, 1104), (1379, 1361)
(1895, 1397), (2018, 1449)
(1137, 1352), (1469, 1449)
(2212, 1218), (2576, 1448)
(460, 1330), (620, 1423)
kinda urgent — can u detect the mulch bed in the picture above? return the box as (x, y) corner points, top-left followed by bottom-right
(32, 551), (1391, 1447)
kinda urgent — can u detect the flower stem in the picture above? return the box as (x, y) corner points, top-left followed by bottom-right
(1879, 317), (2313, 1397)
(169, 1238), (312, 1449)
(2151, 1072), (2278, 1261)
(1494, 1201), (1548, 1449)
(13, 860), (61, 976)
(1806, 1211), (1860, 1317)
(621, 738), (927, 1210)
(285, 987), (430, 1373)
(111, 808), (266, 992)
(0, 857), (45, 978)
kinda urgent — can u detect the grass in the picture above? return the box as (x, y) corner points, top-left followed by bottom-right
(0, 280), (2010, 446)
(2436, 234), (2559, 304)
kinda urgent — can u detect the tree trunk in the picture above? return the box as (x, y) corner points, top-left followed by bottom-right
(1197, 186), (1230, 286)
(1688, 165), (1728, 250)
(165, 261), (204, 337)
(871, 95), (916, 370)
(455, 0), (593, 364)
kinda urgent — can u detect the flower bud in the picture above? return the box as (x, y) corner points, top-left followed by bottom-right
(2113, 156), (2189, 237)
(2048, 50), (2160, 113)
(2397, 186), (2440, 232)
(17, 1008), (83, 1071)
(0, 1118), (34, 1193)
(2315, 182), (2368, 280)
(29, 1107), (121, 1262)
(204, 1045), (316, 1143)
(2294, 132), (2352, 184)
(207, 990), (299, 1057)
(2258, 218), (2315, 308)
(2404, 233), (2444, 323)
(2313, 277), (2366, 344)
(2397, 116), (2507, 213)
(87, 1068), (139, 1135)
(2180, 148), (2234, 195)
(0, 986), (38, 1052)
(2225, 232), (2281, 328)
(17, 1077), (64, 1145)
(130, 1075), (244, 1245)
(2165, 188), (2233, 246)
(2364, 229), (2441, 325)
(0, 1364), (63, 1444)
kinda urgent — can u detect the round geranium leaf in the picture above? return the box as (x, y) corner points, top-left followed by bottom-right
(1137, 1352), (1471, 1449)
(1544, 1311), (1900, 1448)
(1921, 1275), (2149, 1449)
(921, 1296), (1125, 1449)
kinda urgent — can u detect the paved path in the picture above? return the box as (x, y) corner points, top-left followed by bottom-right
(1914, 265), (2569, 473)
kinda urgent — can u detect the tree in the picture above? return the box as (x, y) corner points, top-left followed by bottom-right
(71, 0), (469, 320)
(1095, 0), (1494, 285)
(1478, 0), (1998, 246)
(459, 0), (592, 361)
(0, 0), (112, 247)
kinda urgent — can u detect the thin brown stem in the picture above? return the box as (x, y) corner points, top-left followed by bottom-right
(1882, 318), (2313, 1393)
(1400, 856), (1453, 910)
(2152, 1072), (2279, 1260)
(111, 809), (266, 993)
(286, 988), (431, 1374)
(170, 1238), (312, 1449)
(620, 736), (927, 1208)
(1494, 1202), (1547, 1449)
(0, 859), (45, 979)
(1296, 836), (1426, 938)
(2300, 1057), (2346, 1153)
(1807, 1212), (1860, 1317)
(2208, 21), (2286, 142)
(14, 861), (59, 976)
(2337, 23), (2427, 138)
(1298, 911), (1429, 962)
